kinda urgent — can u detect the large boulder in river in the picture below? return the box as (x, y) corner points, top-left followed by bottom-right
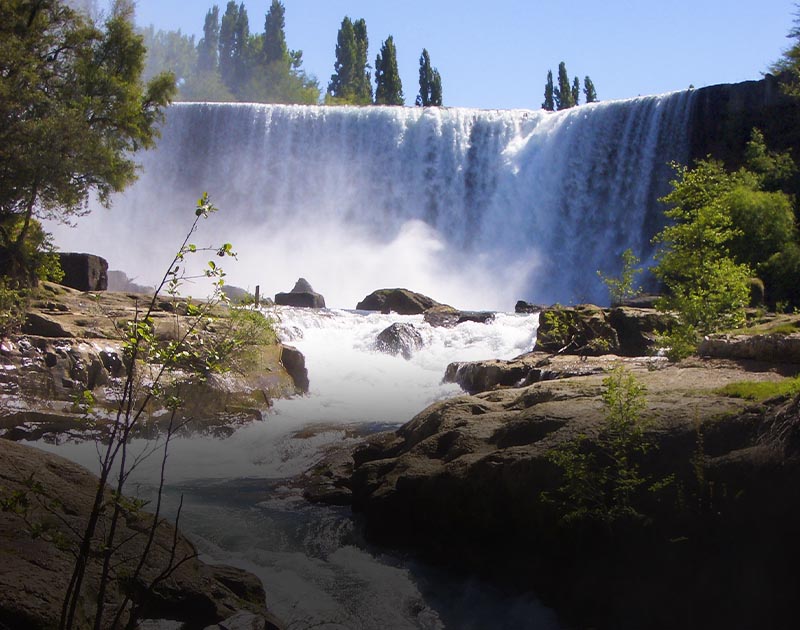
(275, 277), (325, 308)
(356, 288), (442, 314)
(58, 252), (108, 291)
(608, 307), (675, 357)
(423, 305), (496, 328)
(375, 323), (424, 360)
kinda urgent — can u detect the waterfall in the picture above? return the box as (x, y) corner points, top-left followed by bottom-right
(50, 93), (694, 309)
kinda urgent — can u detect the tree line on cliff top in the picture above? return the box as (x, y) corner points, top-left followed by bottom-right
(132, 0), (443, 107)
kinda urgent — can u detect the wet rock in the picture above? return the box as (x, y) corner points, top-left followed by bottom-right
(423, 306), (495, 328)
(280, 344), (309, 393)
(22, 312), (74, 337)
(356, 288), (443, 315)
(515, 301), (544, 314)
(375, 323), (424, 360)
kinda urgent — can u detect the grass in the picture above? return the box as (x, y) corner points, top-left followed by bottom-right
(716, 376), (800, 401)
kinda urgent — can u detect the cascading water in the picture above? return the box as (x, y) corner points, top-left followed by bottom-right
(32, 307), (561, 629)
(49, 93), (694, 309)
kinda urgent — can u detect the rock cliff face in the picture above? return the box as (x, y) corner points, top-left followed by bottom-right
(689, 74), (800, 169)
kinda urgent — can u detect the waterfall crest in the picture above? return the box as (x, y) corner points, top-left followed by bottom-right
(51, 93), (694, 309)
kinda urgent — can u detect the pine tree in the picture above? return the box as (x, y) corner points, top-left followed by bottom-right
(352, 18), (372, 103)
(430, 68), (443, 106)
(196, 6), (220, 73)
(554, 61), (574, 110)
(327, 16), (371, 104)
(218, 1), (237, 88)
(416, 48), (442, 106)
(542, 70), (554, 110)
(262, 0), (287, 64)
(571, 76), (580, 107)
(375, 36), (404, 105)
(231, 3), (249, 90)
(584, 76), (598, 103)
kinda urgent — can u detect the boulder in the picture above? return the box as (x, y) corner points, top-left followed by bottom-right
(58, 252), (108, 291)
(280, 344), (309, 393)
(107, 270), (154, 294)
(375, 323), (424, 360)
(423, 305), (495, 328)
(0, 439), (275, 629)
(515, 301), (544, 314)
(699, 332), (800, 363)
(535, 304), (620, 356)
(356, 289), (442, 315)
(607, 307), (675, 357)
(275, 278), (325, 309)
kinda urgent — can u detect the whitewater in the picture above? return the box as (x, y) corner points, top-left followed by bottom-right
(49, 93), (694, 310)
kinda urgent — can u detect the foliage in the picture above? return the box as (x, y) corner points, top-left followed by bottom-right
(327, 16), (372, 105)
(196, 6), (220, 73)
(583, 76), (598, 103)
(374, 36), (404, 105)
(545, 366), (654, 525)
(0, 279), (28, 338)
(542, 70), (555, 111)
(416, 48), (443, 107)
(571, 76), (581, 107)
(771, 4), (800, 96)
(0, 0), (175, 285)
(744, 128), (796, 192)
(597, 248), (643, 306)
(140, 25), (196, 85)
(554, 61), (575, 110)
(652, 160), (754, 356)
(57, 194), (240, 629)
(717, 376), (800, 401)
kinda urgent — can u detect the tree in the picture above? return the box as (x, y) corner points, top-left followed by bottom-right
(571, 76), (580, 107)
(327, 16), (371, 104)
(554, 61), (574, 110)
(262, 0), (287, 65)
(542, 70), (555, 111)
(218, 0), (250, 93)
(652, 161), (753, 356)
(196, 5), (220, 73)
(416, 48), (443, 106)
(374, 35), (404, 105)
(584, 75), (598, 103)
(772, 4), (800, 96)
(0, 0), (175, 284)
(140, 26), (197, 85)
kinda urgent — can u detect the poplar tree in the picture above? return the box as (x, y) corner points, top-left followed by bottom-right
(542, 70), (555, 110)
(375, 36), (404, 105)
(571, 76), (581, 107)
(554, 61), (574, 110)
(584, 76), (598, 103)
(218, 1), (237, 88)
(416, 48), (443, 106)
(327, 16), (371, 104)
(196, 6), (220, 73)
(262, 0), (287, 65)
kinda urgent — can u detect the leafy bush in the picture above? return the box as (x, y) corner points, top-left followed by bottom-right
(545, 366), (656, 525)
(597, 248), (643, 306)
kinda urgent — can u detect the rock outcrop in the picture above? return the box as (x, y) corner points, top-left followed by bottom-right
(58, 252), (108, 292)
(356, 288), (442, 315)
(375, 323), (424, 360)
(535, 304), (620, 356)
(423, 306), (495, 328)
(699, 332), (800, 363)
(275, 278), (326, 309)
(331, 358), (800, 630)
(0, 439), (282, 629)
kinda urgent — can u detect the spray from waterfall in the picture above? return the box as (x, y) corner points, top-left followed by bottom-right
(48, 93), (694, 309)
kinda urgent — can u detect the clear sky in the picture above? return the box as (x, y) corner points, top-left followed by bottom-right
(126, 0), (795, 109)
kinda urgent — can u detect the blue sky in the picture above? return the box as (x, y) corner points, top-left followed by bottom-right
(130, 0), (796, 109)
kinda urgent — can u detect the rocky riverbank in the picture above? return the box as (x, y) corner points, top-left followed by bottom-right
(305, 304), (800, 630)
(0, 281), (309, 629)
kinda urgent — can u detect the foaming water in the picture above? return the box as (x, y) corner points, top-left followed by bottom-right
(47, 94), (693, 309)
(31, 308), (558, 628)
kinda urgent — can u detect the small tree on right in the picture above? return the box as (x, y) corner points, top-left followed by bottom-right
(374, 35), (404, 105)
(416, 48), (443, 106)
(584, 76), (598, 103)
